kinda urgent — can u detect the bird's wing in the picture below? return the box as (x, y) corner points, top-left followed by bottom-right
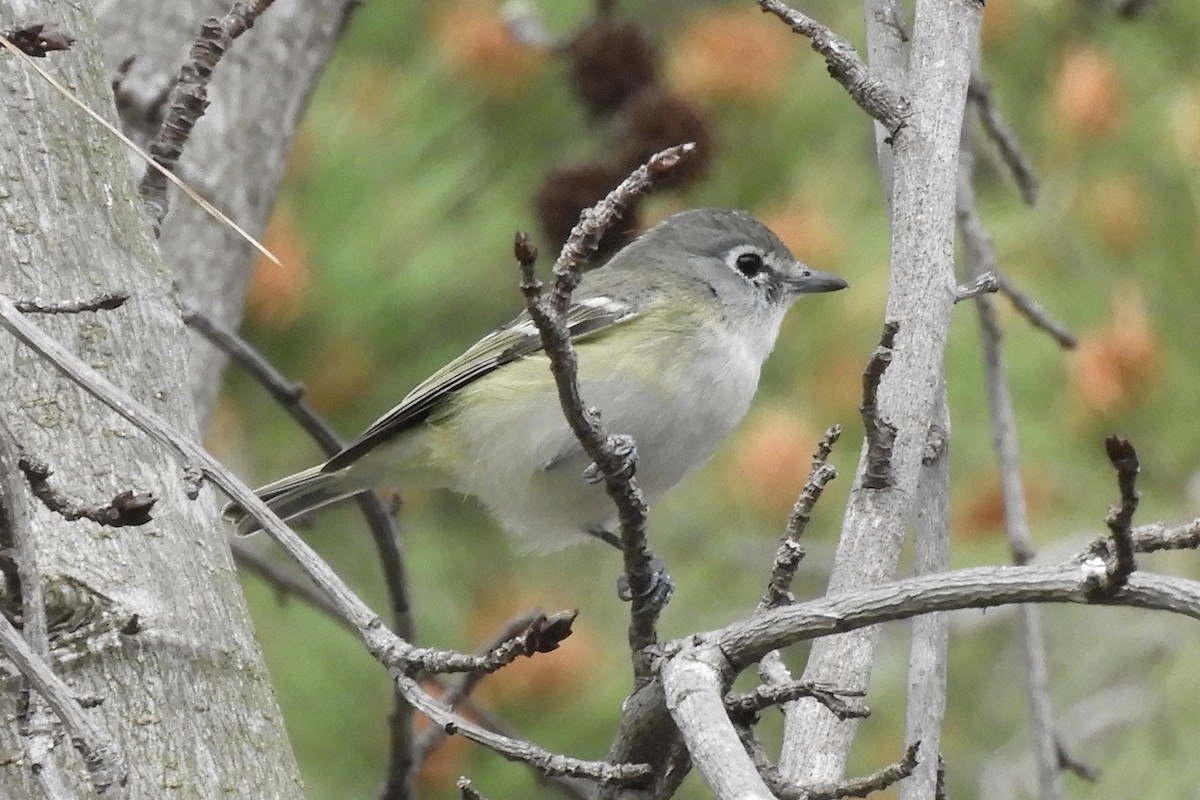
(322, 297), (637, 472)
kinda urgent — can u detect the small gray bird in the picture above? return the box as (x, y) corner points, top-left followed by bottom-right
(224, 208), (847, 549)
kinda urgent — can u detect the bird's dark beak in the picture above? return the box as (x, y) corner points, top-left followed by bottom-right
(786, 267), (848, 295)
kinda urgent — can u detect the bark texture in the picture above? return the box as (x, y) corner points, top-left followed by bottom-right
(93, 0), (353, 419)
(0, 2), (303, 797)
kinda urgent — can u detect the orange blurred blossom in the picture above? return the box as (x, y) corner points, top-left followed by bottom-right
(245, 204), (310, 329)
(1068, 283), (1161, 416)
(432, 0), (545, 95)
(725, 406), (819, 518)
(1052, 45), (1126, 139)
(668, 8), (795, 104)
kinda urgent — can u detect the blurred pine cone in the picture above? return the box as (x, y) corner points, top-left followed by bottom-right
(617, 90), (714, 190)
(533, 163), (642, 262)
(567, 19), (658, 117)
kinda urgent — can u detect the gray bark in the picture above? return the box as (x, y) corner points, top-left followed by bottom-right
(0, 2), (305, 797)
(779, 0), (983, 783)
(93, 0), (353, 419)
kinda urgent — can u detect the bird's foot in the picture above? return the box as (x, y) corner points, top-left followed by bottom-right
(581, 434), (638, 485)
(617, 557), (674, 610)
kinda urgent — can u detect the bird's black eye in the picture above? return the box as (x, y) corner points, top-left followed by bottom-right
(735, 252), (765, 278)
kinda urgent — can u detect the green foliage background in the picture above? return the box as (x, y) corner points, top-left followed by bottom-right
(212, 1), (1200, 797)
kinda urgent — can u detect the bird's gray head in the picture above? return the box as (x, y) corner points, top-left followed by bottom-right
(614, 208), (847, 321)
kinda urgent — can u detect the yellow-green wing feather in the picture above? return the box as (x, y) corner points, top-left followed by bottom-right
(322, 298), (636, 472)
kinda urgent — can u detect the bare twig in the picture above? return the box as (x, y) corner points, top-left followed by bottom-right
(953, 146), (1074, 350)
(761, 425), (841, 609)
(1101, 435), (1140, 588)
(183, 308), (339, 450)
(967, 71), (1038, 205)
(413, 611), (547, 766)
(766, 741), (919, 800)
(996, 275), (1077, 350)
(515, 143), (695, 682)
(182, 307), (413, 630)
(0, 612), (127, 796)
(18, 457), (156, 527)
(1055, 737), (1100, 783)
(140, 0), (281, 231)
(0, 293), (653, 788)
(757, 0), (909, 137)
(0, 23), (74, 57)
(1083, 517), (1200, 557)
(230, 540), (347, 624)
(959, 129), (1063, 799)
(181, 305), (417, 796)
(457, 777), (490, 800)
(726, 681), (868, 722)
(14, 292), (128, 314)
(713, 565), (1200, 671)
(859, 322), (898, 489)
(0, 414), (94, 797)
(953, 272), (998, 303)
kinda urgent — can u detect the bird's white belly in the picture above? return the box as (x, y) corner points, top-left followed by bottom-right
(440, 328), (762, 550)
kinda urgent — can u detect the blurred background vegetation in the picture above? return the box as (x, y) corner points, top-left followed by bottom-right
(204, 0), (1200, 797)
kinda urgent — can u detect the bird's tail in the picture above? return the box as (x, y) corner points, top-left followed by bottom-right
(222, 466), (364, 536)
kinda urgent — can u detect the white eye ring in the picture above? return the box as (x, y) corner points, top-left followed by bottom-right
(727, 247), (771, 282)
(735, 252), (764, 277)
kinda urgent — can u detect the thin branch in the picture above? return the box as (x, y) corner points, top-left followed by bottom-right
(230, 540), (347, 624)
(140, 0), (281, 232)
(0, 293), (652, 788)
(1101, 435), (1140, 589)
(413, 611), (547, 767)
(18, 457), (156, 527)
(953, 143), (1075, 350)
(726, 681), (868, 722)
(457, 777), (490, 800)
(766, 742), (920, 800)
(761, 425), (841, 610)
(714, 565), (1200, 669)
(999, 276), (1077, 349)
(514, 143), (696, 682)
(958, 129), (1063, 799)
(0, 614), (127, 796)
(181, 307), (413, 632)
(14, 292), (128, 314)
(1084, 517), (1200, 557)
(757, 0), (910, 136)
(181, 305), (417, 797)
(1055, 737), (1100, 783)
(859, 322), (898, 490)
(967, 71), (1038, 205)
(0, 23), (74, 57)
(952, 272), (998, 303)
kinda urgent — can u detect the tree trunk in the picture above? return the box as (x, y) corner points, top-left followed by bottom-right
(0, 2), (304, 796)
(93, 0), (353, 419)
